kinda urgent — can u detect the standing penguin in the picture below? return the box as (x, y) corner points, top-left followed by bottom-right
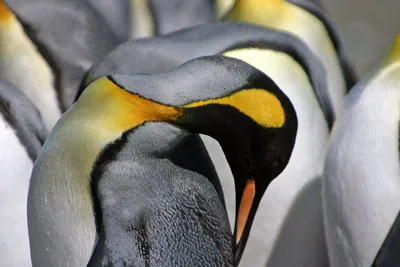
(3, 0), (120, 113)
(323, 34), (400, 267)
(80, 22), (332, 267)
(0, 81), (48, 267)
(28, 56), (297, 266)
(225, 0), (357, 118)
(0, 0), (60, 130)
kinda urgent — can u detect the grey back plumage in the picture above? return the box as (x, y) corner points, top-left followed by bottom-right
(85, 0), (132, 42)
(4, 0), (121, 110)
(89, 123), (232, 267)
(148, 0), (216, 35)
(82, 21), (332, 125)
(0, 81), (47, 161)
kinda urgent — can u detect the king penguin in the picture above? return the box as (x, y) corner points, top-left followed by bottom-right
(28, 56), (297, 266)
(80, 22), (331, 266)
(323, 33), (400, 267)
(3, 0), (120, 112)
(0, 0), (60, 130)
(225, 0), (357, 118)
(0, 81), (48, 267)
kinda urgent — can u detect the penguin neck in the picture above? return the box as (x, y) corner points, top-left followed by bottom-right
(228, 0), (330, 52)
(229, 0), (289, 27)
(0, 1), (13, 23)
(0, 1), (61, 130)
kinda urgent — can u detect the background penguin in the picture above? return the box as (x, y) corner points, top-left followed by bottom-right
(323, 33), (400, 267)
(0, 81), (48, 267)
(28, 56), (297, 266)
(130, 0), (217, 38)
(79, 22), (331, 267)
(3, 0), (120, 112)
(0, 0), (60, 130)
(225, 0), (357, 118)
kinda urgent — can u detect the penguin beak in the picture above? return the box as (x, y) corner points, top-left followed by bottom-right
(233, 179), (260, 266)
(235, 179), (255, 245)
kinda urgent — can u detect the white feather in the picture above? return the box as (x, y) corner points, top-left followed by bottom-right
(323, 62), (400, 267)
(0, 116), (32, 267)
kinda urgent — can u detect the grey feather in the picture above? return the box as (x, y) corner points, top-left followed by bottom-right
(85, 0), (132, 42)
(4, 0), (121, 110)
(89, 123), (232, 267)
(0, 81), (47, 161)
(148, 0), (216, 35)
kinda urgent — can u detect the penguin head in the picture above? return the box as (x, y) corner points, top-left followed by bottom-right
(77, 55), (297, 265)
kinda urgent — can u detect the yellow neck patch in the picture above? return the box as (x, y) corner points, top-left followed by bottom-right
(384, 33), (400, 66)
(0, 1), (13, 24)
(78, 78), (182, 133)
(228, 0), (287, 26)
(79, 77), (285, 136)
(182, 88), (285, 128)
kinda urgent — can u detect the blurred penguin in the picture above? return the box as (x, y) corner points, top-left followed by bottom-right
(4, 0), (120, 112)
(225, 0), (357, 118)
(0, 1), (60, 130)
(323, 34), (400, 267)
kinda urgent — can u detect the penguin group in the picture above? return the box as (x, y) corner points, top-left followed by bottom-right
(0, 0), (399, 266)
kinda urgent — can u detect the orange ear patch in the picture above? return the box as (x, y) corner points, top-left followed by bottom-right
(0, 1), (14, 23)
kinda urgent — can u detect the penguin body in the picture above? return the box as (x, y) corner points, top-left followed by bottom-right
(0, 1), (60, 130)
(29, 56), (297, 266)
(226, 0), (357, 118)
(4, 0), (120, 111)
(130, 0), (216, 38)
(82, 22), (330, 266)
(323, 34), (400, 267)
(0, 81), (47, 267)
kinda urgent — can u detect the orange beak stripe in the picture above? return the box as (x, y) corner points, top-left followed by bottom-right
(236, 179), (256, 244)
